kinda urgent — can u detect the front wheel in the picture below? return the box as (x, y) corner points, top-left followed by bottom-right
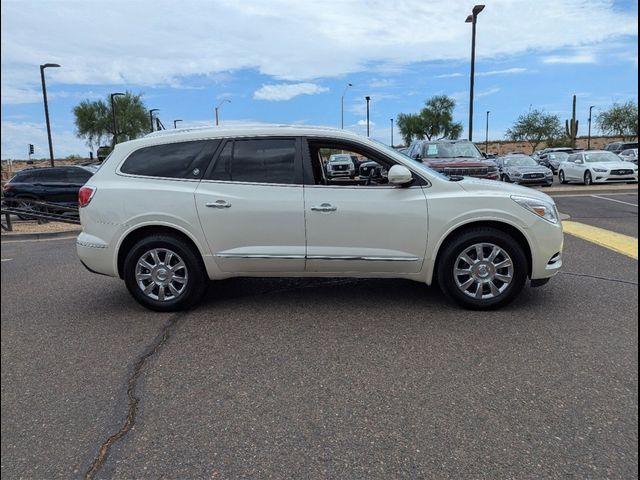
(437, 228), (528, 310)
(558, 170), (568, 184)
(501, 174), (510, 182)
(123, 234), (208, 311)
(584, 170), (593, 185)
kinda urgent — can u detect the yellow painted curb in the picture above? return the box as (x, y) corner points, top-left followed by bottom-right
(562, 221), (638, 260)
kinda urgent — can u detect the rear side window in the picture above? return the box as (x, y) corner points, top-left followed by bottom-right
(38, 168), (66, 181)
(120, 140), (218, 179)
(208, 138), (297, 184)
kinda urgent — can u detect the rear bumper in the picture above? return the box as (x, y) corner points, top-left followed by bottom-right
(76, 232), (118, 277)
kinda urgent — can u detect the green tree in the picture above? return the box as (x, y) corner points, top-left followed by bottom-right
(505, 109), (564, 153)
(596, 101), (638, 140)
(396, 95), (463, 145)
(73, 92), (149, 149)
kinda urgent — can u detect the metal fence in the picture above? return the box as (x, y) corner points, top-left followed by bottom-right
(1, 199), (80, 232)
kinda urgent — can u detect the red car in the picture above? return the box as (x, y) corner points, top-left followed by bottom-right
(407, 139), (499, 180)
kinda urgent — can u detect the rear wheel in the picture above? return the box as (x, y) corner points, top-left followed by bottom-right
(123, 234), (208, 311)
(14, 196), (41, 220)
(558, 170), (568, 184)
(437, 227), (528, 310)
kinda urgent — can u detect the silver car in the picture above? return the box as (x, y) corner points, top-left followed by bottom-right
(619, 148), (638, 165)
(326, 154), (356, 179)
(497, 154), (553, 186)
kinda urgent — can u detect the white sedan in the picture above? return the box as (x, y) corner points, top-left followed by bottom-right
(558, 150), (638, 185)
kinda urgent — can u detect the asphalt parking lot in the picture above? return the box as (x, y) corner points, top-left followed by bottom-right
(1, 193), (637, 479)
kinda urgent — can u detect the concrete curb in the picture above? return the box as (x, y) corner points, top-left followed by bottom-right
(1, 229), (80, 241)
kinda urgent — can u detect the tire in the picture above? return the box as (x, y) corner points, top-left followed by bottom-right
(558, 170), (568, 184)
(501, 174), (509, 182)
(584, 170), (593, 186)
(123, 234), (208, 312)
(14, 196), (41, 221)
(436, 227), (528, 310)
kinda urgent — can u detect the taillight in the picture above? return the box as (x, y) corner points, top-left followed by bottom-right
(78, 185), (96, 207)
(3, 183), (13, 192)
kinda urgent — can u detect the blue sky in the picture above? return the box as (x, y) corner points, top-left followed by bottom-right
(1, 0), (637, 159)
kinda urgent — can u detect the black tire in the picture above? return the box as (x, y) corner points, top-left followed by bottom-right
(501, 174), (509, 182)
(123, 234), (208, 312)
(14, 196), (41, 221)
(558, 170), (568, 184)
(584, 170), (593, 186)
(436, 227), (528, 310)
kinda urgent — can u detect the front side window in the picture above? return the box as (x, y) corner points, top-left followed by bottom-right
(208, 138), (297, 184)
(120, 140), (217, 179)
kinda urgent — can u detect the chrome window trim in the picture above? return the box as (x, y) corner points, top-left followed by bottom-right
(214, 253), (420, 262)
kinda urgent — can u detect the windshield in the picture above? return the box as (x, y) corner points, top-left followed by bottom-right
(584, 152), (620, 163)
(548, 152), (569, 161)
(422, 142), (483, 159)
(503, 156), (538, 167)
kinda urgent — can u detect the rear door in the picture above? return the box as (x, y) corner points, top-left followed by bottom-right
(195, 137), (306, 272)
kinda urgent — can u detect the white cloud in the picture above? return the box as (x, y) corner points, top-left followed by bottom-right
(477, 87), (501, 98)
(253, 83), (329, 101)
(1, 0), (636, 103)
(1, 121), (88, 160)
(543, 52), (597, 64)
(435, 73), (464, 79)
(476, 67), (528, 76)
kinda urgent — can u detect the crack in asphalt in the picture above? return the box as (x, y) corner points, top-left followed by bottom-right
(84, 313), (183, 480)
(559, 270), (638, 286)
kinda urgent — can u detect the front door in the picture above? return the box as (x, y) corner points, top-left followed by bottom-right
(303, 139), (428, 274)
(195, 138), (306, 272)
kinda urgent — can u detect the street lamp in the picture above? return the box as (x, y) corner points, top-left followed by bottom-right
(587, 105), (595, 150)
(341, 83), (353, 129)
(40, 63), (61, 167)
(173, 119), (183, 129)
(365, 96), (371, 137)
(149, 109), (159, 133)
(390, 118), (394, 146)
(110, 92), (125, 145)
(465, 4), (485, 141)
(215, 99), (231, 126)
(485, 110), (490, 153)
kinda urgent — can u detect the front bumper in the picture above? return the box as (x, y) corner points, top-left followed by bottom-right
(593, 172), (638, 183)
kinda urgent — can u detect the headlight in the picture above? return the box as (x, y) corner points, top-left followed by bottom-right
(488, 166), (498, 173)
(511, 195), (559, 224)
(545, 169), (553, 176)
(511, 171), (522, 177)
(592, 168), (608, 173)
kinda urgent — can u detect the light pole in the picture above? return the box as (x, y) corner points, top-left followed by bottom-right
(173, 119), (183, 129)
(341, 83), (352, 129)
(465, 4), (485, 141)
(215, 99), (231, 126)
(390, 118), (394, 146)
(110, 92), (125, 145)
(587, 105), (595, 150)
(485, 110), (490, 153)
(149, 109), (159, 133)
(40, 63), (61, 166)
(365, 96), (371, 137)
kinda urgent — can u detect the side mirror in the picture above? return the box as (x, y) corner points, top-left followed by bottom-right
(388, 165), (413, 186)
(414, 153), (422, 162)
(575, 159), (584, 164)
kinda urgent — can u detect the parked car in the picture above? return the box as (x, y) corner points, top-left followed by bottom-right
(358, 160), (388, 181)
(325, 154), (356, 179)
(619, 148), (638, 165)
(3, 165), (97, 215)
(604, 141), (638, 155)
(558, 150), (638, 185)
(496, 154), (553, 186)
(77, 126), (563, 312)
(537, 149), (574, 174)
(407, 139), (499, 180)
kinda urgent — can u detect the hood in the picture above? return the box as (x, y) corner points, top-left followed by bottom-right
(457, 177), (554, 203)
(589, 161), (637, 170)
(425, 158), (495, 168)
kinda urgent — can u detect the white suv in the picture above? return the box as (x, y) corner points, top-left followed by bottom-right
(77, 126), (563, 311)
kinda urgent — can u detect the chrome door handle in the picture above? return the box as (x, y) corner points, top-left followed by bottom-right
(205, 200), (232, 209)
(311, 203), (337, 212)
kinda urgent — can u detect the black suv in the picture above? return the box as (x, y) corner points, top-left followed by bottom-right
(3, 165), (98, 211)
